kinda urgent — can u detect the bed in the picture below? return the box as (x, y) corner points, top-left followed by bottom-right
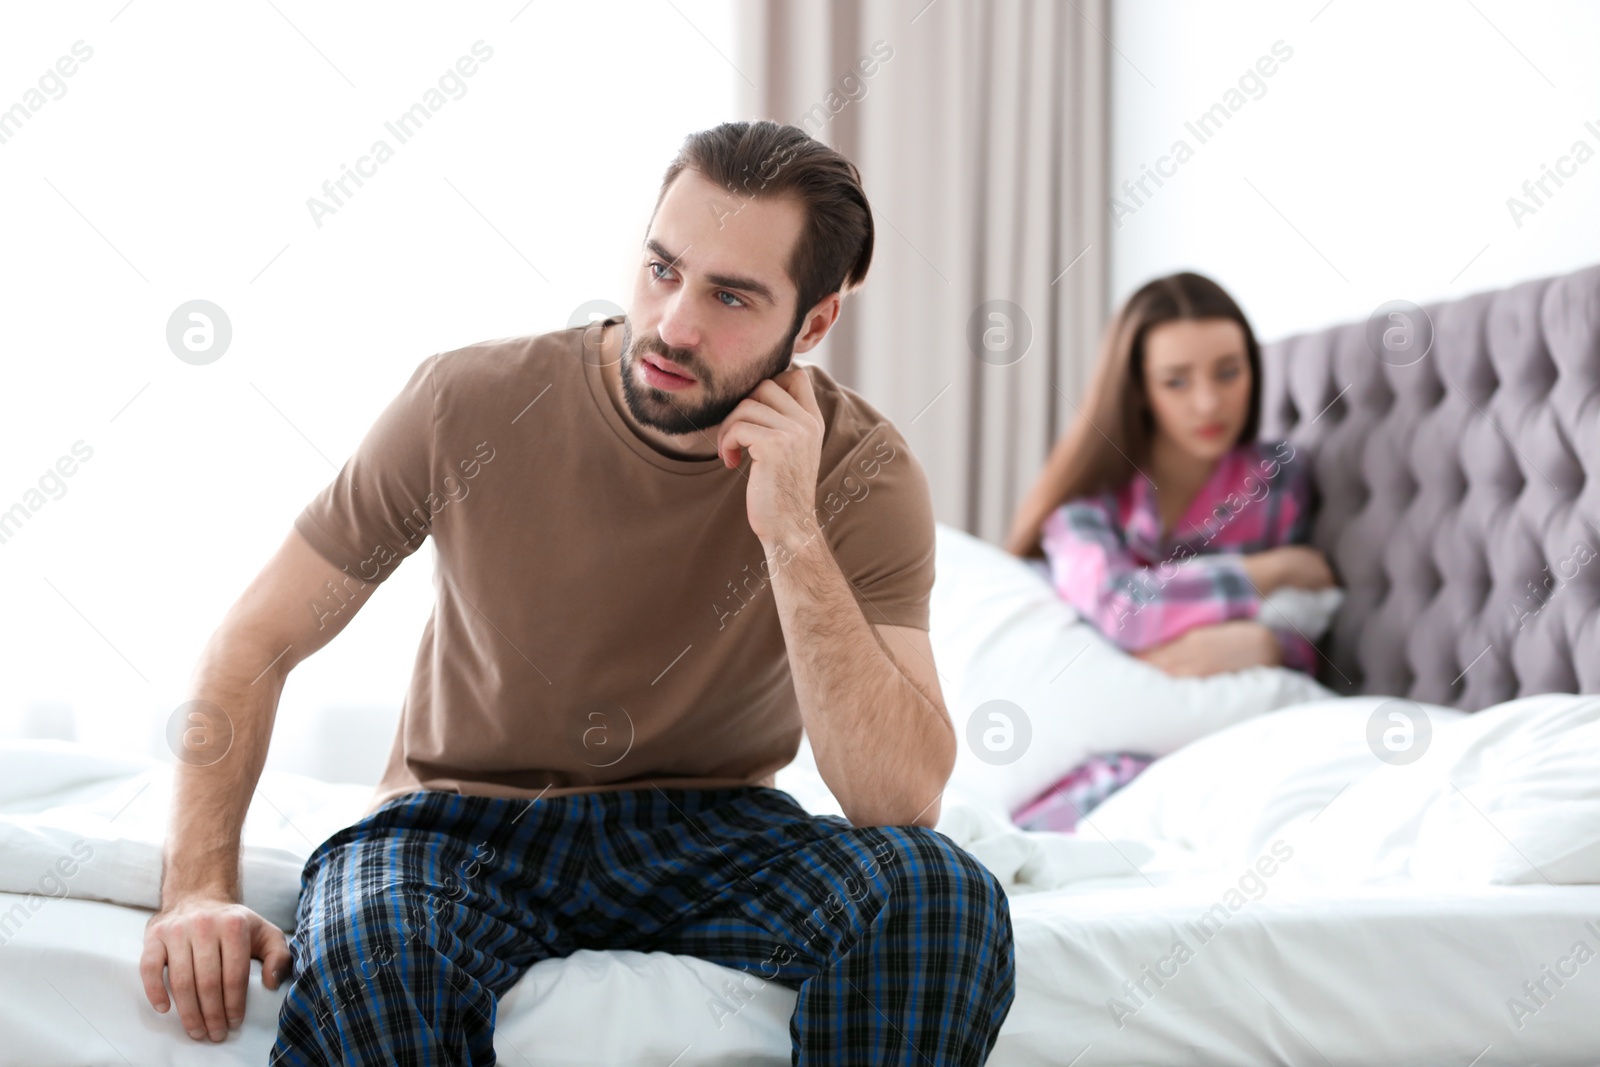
(3, 261), (1598, 1065)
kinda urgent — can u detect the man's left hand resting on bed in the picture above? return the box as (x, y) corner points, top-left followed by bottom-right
(141, 527), (374, 1042)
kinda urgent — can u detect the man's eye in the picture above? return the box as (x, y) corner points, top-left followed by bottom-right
(1165, 378), (1187, 390)
(1216, 366), (1240, 381)
(648, 261), (673, 281)
(717, 291), (745, 308)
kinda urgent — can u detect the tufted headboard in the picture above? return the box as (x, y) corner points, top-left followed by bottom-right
(1258, 263), (1600, 711)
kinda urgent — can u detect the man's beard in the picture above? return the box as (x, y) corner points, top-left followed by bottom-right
(618, 318), (797, 436)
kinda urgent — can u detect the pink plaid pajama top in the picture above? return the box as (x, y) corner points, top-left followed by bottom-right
(1038, 439), (1318, 673)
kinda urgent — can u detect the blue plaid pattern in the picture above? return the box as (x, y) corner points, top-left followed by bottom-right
(268, 785), (1015, 1065)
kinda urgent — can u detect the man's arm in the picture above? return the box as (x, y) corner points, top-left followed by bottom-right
(763, 528), (955, 828)
(140, 527), (377, 1043)
(714, 368), (952, 829)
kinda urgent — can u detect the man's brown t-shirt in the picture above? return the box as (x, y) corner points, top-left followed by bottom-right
(293, 316), (936, 815)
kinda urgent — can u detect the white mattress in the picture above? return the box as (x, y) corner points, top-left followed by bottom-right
(1002, 880), (1600, 1066)
(0, 892), (795, 1066)
(6, 693), (1600, 1066)
(5, 880), (1599, 1065)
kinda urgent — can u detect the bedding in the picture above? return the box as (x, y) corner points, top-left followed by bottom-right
(10, 880), (1600, 1067)
(1296, 692), (1600, 886)
(0, 738), (1150, 1066)
(0, 740), (1128, 929)
(0, 744), (371, 932)
(928, 522), (1335, 812)
(6, 693), (1600, 1065)
(1090, 692), (1600, 887)
(1087, 695), (1464, 862)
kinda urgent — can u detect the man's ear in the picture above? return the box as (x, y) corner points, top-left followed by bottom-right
(792, 293), (842, 355)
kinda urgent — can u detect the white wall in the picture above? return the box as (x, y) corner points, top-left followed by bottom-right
(1108, 0), (1600, 342)
(0, 1), (735, 781)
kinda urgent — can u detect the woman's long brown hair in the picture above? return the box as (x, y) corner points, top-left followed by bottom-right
(1003, 271), (1263, 558)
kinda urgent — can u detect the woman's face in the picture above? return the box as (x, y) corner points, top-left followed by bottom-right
(1141, 317), (1253, 462)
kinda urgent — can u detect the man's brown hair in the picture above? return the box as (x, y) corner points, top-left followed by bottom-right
(654, 120), (875, 335)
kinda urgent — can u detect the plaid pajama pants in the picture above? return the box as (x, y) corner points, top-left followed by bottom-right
(268, 785), (1015, 1066)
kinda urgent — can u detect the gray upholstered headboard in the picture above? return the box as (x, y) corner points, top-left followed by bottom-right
(1259, 263), (1600, 711)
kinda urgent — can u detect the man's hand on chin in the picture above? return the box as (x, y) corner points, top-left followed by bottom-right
(715, 367), (825, 547)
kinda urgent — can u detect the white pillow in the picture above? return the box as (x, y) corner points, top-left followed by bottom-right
(928, 524), (1335, 812)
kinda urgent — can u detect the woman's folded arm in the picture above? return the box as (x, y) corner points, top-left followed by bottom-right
(1040, 497), (1261, 652)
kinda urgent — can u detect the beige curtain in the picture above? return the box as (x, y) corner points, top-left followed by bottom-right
(733, 0), (1108, 543)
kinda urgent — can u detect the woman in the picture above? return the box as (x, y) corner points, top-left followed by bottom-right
(1001, 271), (1336, 831)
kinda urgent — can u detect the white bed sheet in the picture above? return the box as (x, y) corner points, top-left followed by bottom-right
(6, 879), (1599, 1066)
(6, 709), (1600, 1066)
(1001, 879), (1600, 1066)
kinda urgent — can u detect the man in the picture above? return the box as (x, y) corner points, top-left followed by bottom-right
(140, 119), (1016, 1064)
